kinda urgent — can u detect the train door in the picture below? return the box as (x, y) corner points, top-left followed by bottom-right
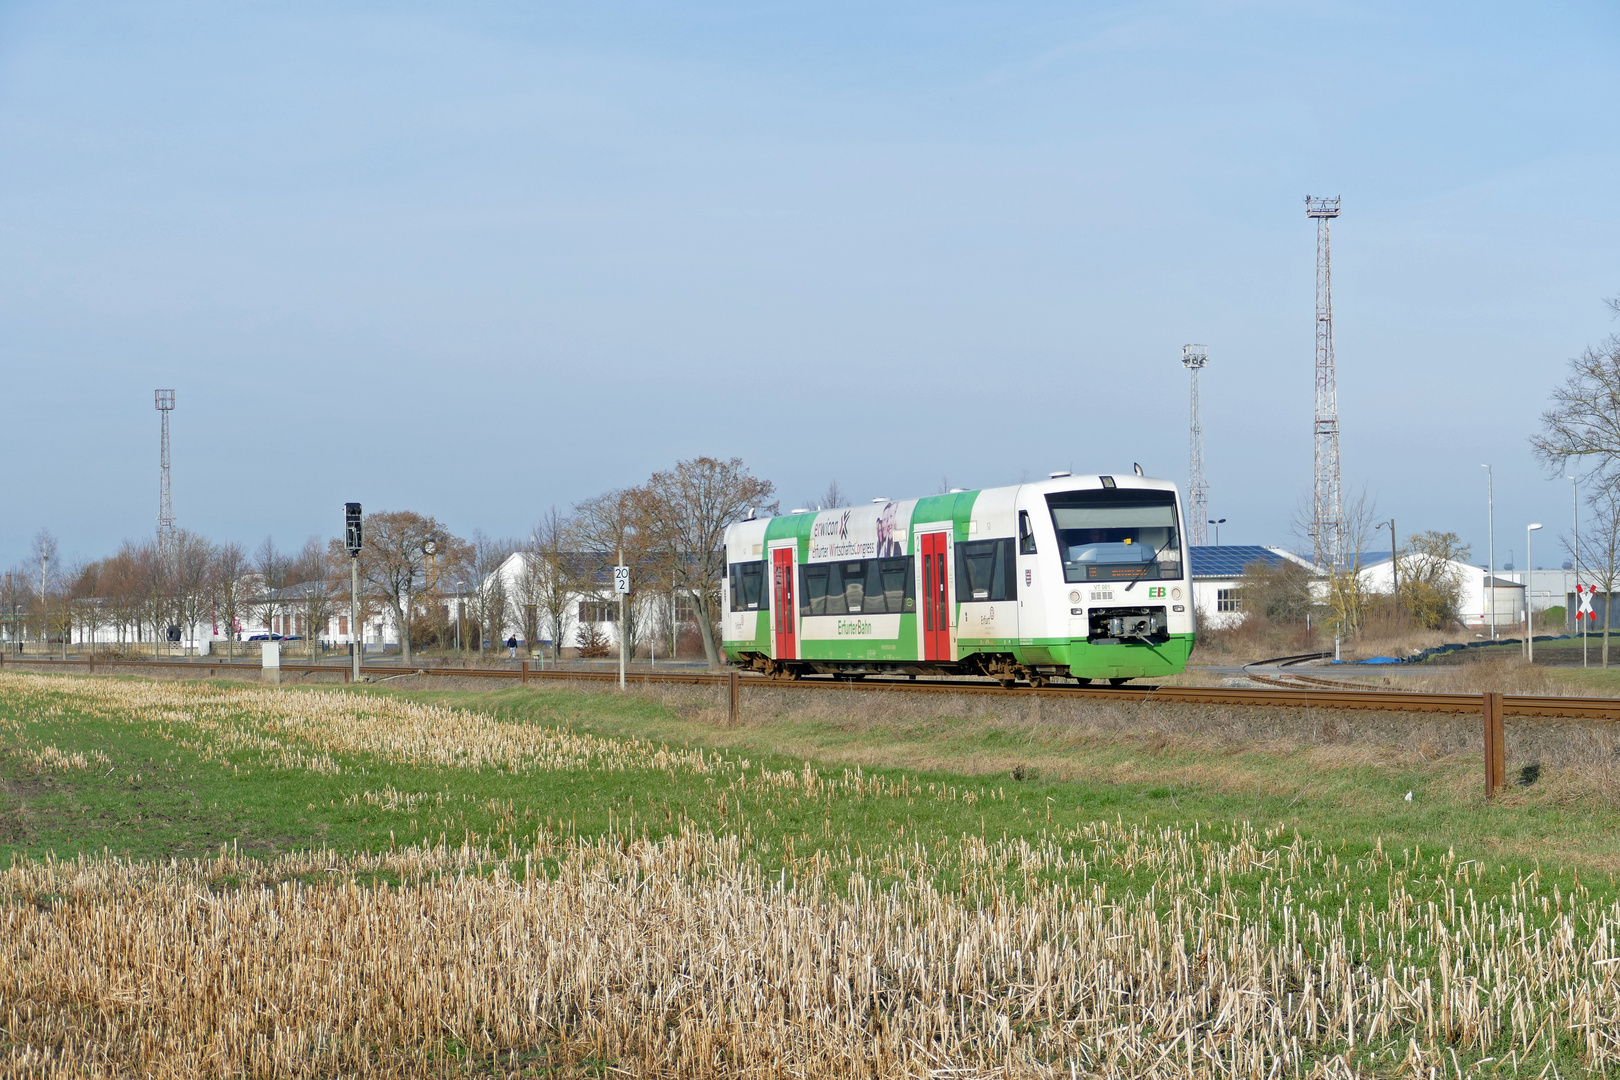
(771, 546), (797, 660)
(919, 530), (952, 661)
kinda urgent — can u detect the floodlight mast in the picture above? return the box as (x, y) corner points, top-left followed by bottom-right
(155, 390), (176, 549)
(345, 503), (363, 682)
(1182, 345), (1209, 547)
(1305, 196), (1343, 569)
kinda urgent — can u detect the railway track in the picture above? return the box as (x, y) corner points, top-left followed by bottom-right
(4, 652), (1618, 721)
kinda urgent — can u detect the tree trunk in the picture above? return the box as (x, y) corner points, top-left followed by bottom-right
(393, 596), (411, 663)
(694, 592), (722, 670)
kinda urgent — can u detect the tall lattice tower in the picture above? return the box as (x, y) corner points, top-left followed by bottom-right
(1182, 345), (1209, 547)
(155, 389), (175, 545)
(1305, 195), (1343, 569)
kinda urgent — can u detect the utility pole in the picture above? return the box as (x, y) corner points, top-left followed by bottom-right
(1570, 475), (1583, 667)
(1527, 523), (1543, 662)
(345, 503), (363, 683)
(1182, 345), (1210, 547)
(1482, 465), (1495, 639)
(1306, 196), (1344, 569)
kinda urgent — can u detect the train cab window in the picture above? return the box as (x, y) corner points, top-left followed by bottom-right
(728, 561), (765, 611)
(1018, 511), (1037, 555)
(956, 539), (1017, 602)
(1046, 489), (1182, 583)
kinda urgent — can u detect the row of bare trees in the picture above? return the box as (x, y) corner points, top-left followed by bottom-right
(7, 456), (778, 671)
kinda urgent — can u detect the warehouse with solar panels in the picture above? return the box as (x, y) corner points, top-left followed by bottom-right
(1189, 545), (1320, 629)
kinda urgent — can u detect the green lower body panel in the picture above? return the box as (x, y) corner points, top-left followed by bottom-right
(1030, 634), (1195, 679)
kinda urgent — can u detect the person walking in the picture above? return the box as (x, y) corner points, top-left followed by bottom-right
(507, 635), (518, 660)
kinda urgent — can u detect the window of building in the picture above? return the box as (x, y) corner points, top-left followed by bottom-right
(339, 616), (349, 635)
(1217, 588), (1243, 613)
(580, 600), (618, 623)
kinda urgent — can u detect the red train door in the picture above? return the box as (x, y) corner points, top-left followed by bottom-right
(920, 531), (951, 661)
(772, 547), (797, 660)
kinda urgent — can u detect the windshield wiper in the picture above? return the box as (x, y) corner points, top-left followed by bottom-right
(1123, 538), (1176, 592)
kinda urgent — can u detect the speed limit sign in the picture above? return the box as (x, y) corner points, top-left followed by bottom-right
(613, 565), (630, 594)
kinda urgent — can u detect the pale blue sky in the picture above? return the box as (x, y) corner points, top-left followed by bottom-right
(2, 1), (1616, 570)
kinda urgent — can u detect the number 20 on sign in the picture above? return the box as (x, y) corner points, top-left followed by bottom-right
(613, 566), (630, 594)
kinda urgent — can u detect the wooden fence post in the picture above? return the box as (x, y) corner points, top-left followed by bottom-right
(343, 667), (351, 685)
(728, 670), (740, 726)
(1483, 692), (1506, 798)
(521, 660), (529, 685)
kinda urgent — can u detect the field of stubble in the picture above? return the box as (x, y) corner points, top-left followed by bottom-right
(2, 672), (1619, 1078)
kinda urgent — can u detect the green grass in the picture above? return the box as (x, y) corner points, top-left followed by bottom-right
(4, 671), (1618, 894)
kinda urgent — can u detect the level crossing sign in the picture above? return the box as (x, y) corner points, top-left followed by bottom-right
(1576, 584), (1596, 622)
(613, 565), (630, 594)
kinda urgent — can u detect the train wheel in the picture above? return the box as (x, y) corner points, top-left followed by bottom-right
(1108, 677), (1130, 686)
(1027, 674), (1049, 689)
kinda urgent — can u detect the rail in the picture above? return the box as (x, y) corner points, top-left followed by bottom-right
(3, 651), (1618, 721)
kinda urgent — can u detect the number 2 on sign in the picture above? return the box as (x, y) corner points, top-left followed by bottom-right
(613, 566), (631, 594)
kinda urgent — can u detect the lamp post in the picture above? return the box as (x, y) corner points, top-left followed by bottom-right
(1527, 523), (1543, 662)
(1207, 518), (1226, 545)
(1481, 465), (1495, 639)
(1377, 518), (1398, 610)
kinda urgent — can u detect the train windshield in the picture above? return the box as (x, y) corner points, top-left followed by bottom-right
(1045, 489), (1182, 584)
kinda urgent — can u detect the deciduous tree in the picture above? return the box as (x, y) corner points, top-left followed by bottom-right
(1532, 296), (1620, 482)
(351, 510), (454, 663)
(633, 457), (776, 669)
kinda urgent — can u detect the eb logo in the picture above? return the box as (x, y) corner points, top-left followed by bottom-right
(1148, 586), (1166, 598)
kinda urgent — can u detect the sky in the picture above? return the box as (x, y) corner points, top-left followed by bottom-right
(1, 0), (1616, 574)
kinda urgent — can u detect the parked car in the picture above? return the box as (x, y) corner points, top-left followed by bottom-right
(246, 633), (286, 641)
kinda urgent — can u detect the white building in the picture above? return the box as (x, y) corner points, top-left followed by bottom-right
(1188, 545), (1319, 629)
(1356, 556), (1524, 630)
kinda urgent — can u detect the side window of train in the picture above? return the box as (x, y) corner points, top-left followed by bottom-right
(729, 561), (765, 611)
(956, 538), (1018, 602)
(1018, 511), (1037, 555)
(799, 557), (916, 615)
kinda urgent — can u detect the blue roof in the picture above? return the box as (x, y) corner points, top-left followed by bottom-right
(1189, 545), (1302, 578)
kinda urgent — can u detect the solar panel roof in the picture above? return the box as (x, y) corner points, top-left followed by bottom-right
(1189, 545), (1298, 578)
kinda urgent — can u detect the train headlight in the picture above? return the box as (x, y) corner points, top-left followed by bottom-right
(1171, 588), (1182, 600)
(1068, 590), (1081, 603)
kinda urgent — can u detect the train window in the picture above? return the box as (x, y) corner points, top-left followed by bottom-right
(1045, 489), (1183, 584)
(800, 557), (915, 615)
(729, 561), (765, 611)
(878, 558), (913, 612)
(1018, 511), (1037, 555)
(956, 539), (1016, 602)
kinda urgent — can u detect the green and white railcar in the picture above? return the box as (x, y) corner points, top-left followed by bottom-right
(722, 473), (1194, 685)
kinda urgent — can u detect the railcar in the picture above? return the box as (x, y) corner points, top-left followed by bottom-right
(721, 472), (1194, 685)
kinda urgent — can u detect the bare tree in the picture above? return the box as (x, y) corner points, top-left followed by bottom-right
(573, 489), (647, 661)
(1294, 488), (1378, 638)
(171, 530), (216, 654)
(1531, 296), (1620, 482)
(31, 529), (58, 603)
(211, 542), (248, 659)
(525, 507), (580, 663)
(290, 537), (340, 658)
(460, 531), (517, 657)
(250, 538), (293, 645)
(1576, 485), (1620, 667)
(352, 510), (453, 663)
(633, 457), (777, 669)
(1398, 531), (1471, 630)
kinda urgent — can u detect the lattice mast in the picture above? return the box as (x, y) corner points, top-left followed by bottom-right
(1305, 196), (1343, 568)
(1182, 345), (1209, 548)
(155, 390), (175, 546)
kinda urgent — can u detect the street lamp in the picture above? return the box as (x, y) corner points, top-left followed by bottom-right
(1207, 518), (1226, 545)
(1376, 518), (1398, 609)
(1481, 465), (1495, 639)
(1527, 523), (1543, 663)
